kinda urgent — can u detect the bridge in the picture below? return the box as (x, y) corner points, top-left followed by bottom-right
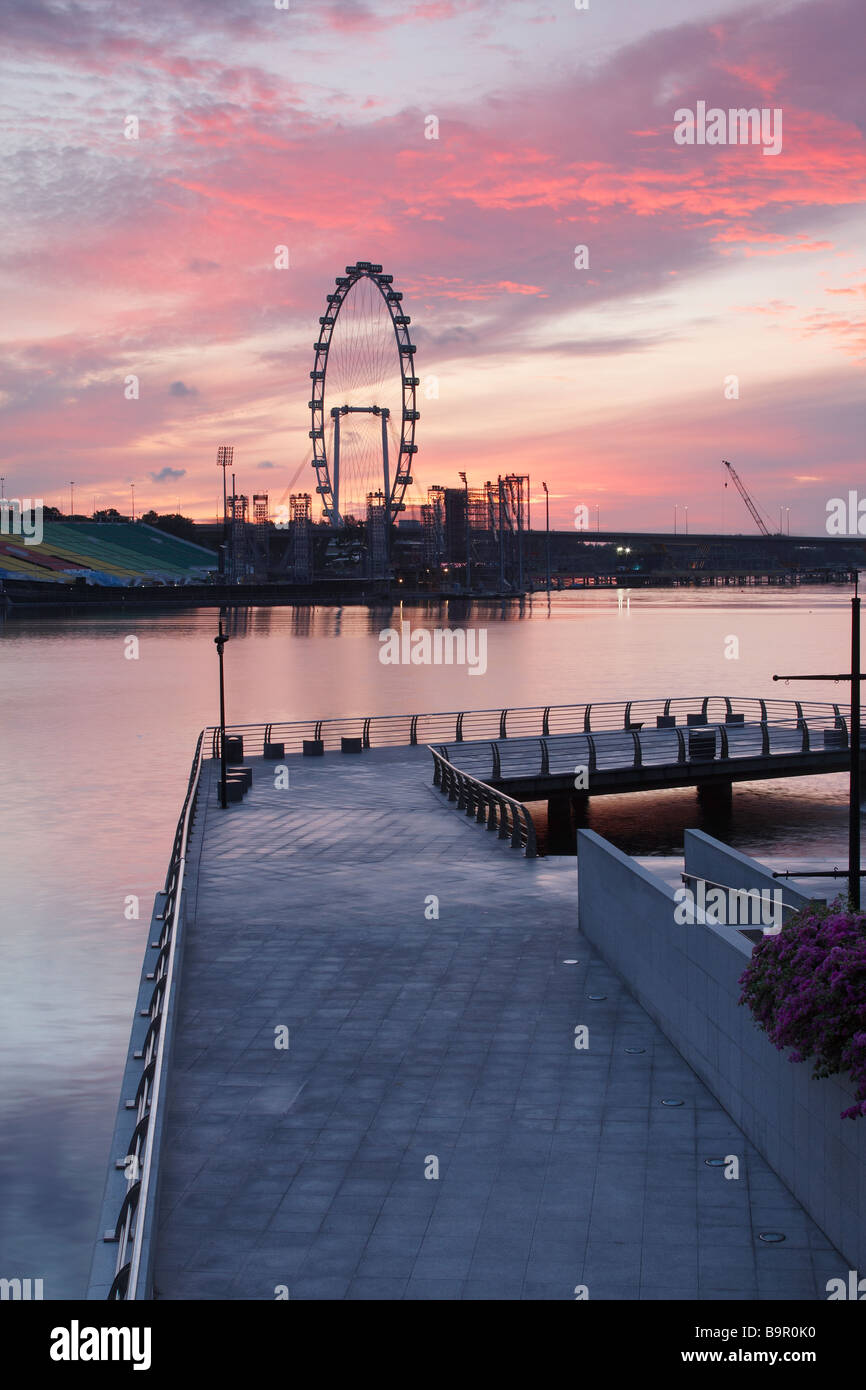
(431, 695), (858, 808)
(88, 695), (854, 1301)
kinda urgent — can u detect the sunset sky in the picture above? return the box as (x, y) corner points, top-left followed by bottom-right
(1, 0), (864, 531)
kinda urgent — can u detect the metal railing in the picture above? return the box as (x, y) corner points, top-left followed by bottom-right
(429, 745), (538, 857)
(103, 730), (206, 1300)
(680, 872), (806, 920)
(436, 709), (858, 783)
(208, 696), (848, 759)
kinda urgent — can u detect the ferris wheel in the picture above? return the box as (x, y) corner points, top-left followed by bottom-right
(309, 262), (419, 526)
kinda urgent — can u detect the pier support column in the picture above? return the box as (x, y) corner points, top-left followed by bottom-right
(696, 779), (733, 817)
(547, 794), (579, 853)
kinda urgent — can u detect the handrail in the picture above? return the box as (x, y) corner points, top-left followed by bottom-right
(105, 729), (206, 1300)
(200, 696), (850, 757)
(428, 746), (537, 857)
(440, 710), (858, 783)
(679, 871), (805, 917)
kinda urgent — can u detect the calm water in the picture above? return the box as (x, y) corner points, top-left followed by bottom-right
(0, 587), (858, 1296)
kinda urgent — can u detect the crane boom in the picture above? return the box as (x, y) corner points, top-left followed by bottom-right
(722, 459), (771, 536)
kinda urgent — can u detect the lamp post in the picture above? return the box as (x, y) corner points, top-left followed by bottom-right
(684, 505), (688, 535)
(69, 481), (75, 519)
(130, 483), (135, 522)
(674, 504), (678, 535)
(542, 481), (551, 591)
(214, 619), (230, 809)
(773, 570), (862, 909)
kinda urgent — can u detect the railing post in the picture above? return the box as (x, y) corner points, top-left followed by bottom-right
(500, 709), (508, 739)
(584, 704), (592, 732)
(624, 701), (632, 730)
(759, 699), (767, 722)
(410, 715), (418, 746)
(631, 730), (642, 768)
(540, 738), (549, 775)
(676, 728), (686, 763)
(456, 712), (464, 743)
(491, 741), (502, 779)
(523, 810), (538, 858)
(542, 706), (550, 736)
(799, 717), (810, 752)
(719, 724), (729, 759)
(586, 734), (597, 774)
(761, 721), (770, 755)
(701, 696), (710, 719)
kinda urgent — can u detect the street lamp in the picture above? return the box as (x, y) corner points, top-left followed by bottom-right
(69, 481), (75, 518)
(542, 481), (551, 592)
(214, 619), (230, 809)
(773, 571), (862, 908)
(130, 483), (135, 522)
(684, 505), (689, 535)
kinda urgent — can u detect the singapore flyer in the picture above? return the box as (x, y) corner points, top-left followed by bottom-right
(309, 261), (419, 527)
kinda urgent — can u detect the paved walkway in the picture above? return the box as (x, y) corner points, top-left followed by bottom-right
(153, 746), (844, 1299)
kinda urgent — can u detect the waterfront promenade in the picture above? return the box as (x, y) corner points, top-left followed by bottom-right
(148, 744), (842, 1299)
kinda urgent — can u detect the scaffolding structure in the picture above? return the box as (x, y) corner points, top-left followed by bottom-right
(228, 492), (249, 581)
(288, 493), (312, 582)
(366, 491), (388, 579)
(421, 486), (446, 568)
(421, 474), (530, 589)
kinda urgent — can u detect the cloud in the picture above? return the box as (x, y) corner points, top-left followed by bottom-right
(150, 466), (187, 482)
(257, 459), (276, 468)
(169, 381), (197, 396)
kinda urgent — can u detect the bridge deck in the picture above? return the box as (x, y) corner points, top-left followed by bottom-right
(153, 746), (842, 1299)
(440, 719), (857, 799)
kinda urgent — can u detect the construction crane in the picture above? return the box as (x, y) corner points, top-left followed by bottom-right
(722, 459), (772, 536)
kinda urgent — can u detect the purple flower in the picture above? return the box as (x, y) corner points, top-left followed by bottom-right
(739, 899), (866, 1119)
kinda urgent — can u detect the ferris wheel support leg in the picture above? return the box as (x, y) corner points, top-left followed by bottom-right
(381, 412), (391, 561)
(332, 411), (341, 522)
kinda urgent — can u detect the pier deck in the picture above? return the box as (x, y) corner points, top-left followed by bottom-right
(152, 745), (843, 1299)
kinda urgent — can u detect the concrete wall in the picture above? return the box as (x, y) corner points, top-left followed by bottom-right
(577, 828), (866, 1270)
(683, 828), (815, 915)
